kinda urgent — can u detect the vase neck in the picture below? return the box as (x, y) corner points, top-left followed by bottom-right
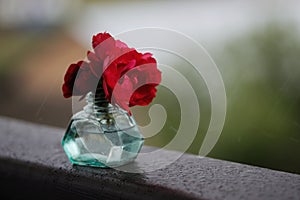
(84, 92), (116, 114)
(94, 86), (108, 107)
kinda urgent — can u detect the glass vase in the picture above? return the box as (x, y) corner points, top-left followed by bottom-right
(62, 91), (144, 168)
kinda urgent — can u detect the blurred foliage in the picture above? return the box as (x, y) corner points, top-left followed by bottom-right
(203, 22), (300, 174)
(140, 22), (300, 174)
(215, 22), (300, 172)
(0, 31), (47, 76)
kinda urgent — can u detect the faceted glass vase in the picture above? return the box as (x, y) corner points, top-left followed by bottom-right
(62, 92), (144, 168)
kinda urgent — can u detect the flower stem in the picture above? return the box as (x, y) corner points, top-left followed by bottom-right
(94, 80), (109, 108)
(94, 80), (115, 126)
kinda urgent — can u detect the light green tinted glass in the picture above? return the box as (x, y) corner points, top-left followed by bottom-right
(62, 92), (144, 168)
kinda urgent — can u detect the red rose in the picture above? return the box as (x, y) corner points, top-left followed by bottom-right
(62, 61), (98, 98)
(92, 32), (117, 60)
(62, 62), (81, 98)
(62, 32), (161, 113)
(101, 51), (161, 112)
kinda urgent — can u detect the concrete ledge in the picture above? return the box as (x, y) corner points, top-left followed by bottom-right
(0, 116), (299, 200)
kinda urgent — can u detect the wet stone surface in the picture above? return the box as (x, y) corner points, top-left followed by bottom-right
(0, 116), (300, 200)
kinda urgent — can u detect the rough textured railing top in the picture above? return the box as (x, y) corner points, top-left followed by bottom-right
(0, 116), (299, 200)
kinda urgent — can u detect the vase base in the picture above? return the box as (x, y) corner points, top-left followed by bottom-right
(62, 117), (144, 168)
(68, 153), (137, 168)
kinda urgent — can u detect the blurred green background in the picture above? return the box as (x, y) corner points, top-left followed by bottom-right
(0, 0), (299, 174)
